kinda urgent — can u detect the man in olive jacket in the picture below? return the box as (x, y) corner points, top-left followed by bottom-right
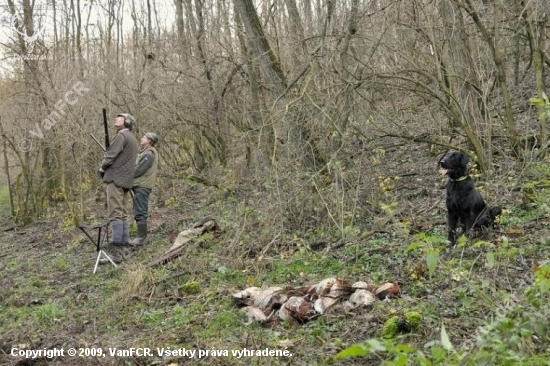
(129, 132), (159, 245)
(99, 113), (139, 251)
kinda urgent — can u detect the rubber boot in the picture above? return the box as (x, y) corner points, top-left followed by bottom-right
(111, 220), (124, 245)
(122, 220), (130, 245)
(129, 221), (148, 246)
(107, 220), (127, 263)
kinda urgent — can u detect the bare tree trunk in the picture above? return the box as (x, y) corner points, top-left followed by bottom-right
(175, 0), (185, 45)
(303, 0), (313, 35)
(147, 0), (153, 46)
(184, 0), (197, 54)
(153, 0), (161, 41)
(439, 0), (489, 170)
(52, 0), (58, 60)
(284, 0), (306, 71)
(63, 0), (70, 56)
(130, 0), (139, 58)
(70, 0), (76, 59)
(334, 0), (359, 150)
(234, 7), (266, 167)
(75, 0), (83, 67)
(462, 0), (520, 157)
(0, 120), (15, 217)
(106, 0), (115, 59)
(116, 1), (123, 65)
(85, 1), (92, 61)
(196, 0), (226, 166)
(232, 0), (287, 97)
(7, 0), (57, 200)
(183, 0), (222, 170)
(522, 0), (548, 154)
(233, 0), (287, 161)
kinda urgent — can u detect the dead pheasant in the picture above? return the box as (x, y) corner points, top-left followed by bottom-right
(278, 296), (318, 323)
(368, 282), (400, 300)
(232, 278), (398, 325)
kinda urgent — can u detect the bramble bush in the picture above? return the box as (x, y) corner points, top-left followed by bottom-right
(336, 261), (550, 365)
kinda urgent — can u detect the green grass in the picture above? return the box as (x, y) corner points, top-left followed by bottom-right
(3, 166), (550, 366)
(261, 255), (345, 284)
(0, 185), (11, 215)
(32, 301), (65, 326)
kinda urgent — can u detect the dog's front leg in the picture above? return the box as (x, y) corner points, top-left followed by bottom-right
(464, 213), (476, 241)
(448, 213), (459, 245)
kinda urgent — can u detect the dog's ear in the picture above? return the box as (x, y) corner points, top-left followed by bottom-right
(460, 153), (469, 168)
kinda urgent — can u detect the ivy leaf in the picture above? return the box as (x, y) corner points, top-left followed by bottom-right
(426, 250), (439, 277)
(456, 235), (468, 247)
(334, 339), (387, 359)
(334, 343), (368, 359)
(486, 252), (495, 269)
(441, 324), (454, 351)
(405, 241), (423, 254)
(393, 354), (409, 366)
(365, 339), (387, 352)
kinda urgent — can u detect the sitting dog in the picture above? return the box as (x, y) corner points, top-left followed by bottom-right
(439, 150), (501, 246)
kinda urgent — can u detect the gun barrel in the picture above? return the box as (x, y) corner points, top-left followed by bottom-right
(103, 108), (110, 149)
(90, 134), (106, 151)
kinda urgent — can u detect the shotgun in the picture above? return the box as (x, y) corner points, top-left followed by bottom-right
(91, 133), (106, 151)
(103, 108), (110, 149)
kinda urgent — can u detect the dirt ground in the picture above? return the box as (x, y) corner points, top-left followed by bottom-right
(1, 143), (548, 366)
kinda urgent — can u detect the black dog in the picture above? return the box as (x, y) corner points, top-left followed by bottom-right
(439, 151), (501, 245)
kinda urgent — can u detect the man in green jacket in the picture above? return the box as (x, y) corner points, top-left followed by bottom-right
(99, 113), (139, 252)
(129, 132), (159, 245)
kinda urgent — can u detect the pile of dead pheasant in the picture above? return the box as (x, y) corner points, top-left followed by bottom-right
(232, 278), (400, 325)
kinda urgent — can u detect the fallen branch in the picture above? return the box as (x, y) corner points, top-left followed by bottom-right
(145, 219), (220, 268)
(145, 247), (187, 268)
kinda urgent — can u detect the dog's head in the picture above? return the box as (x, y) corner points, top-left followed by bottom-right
(440, 150), (469, 180)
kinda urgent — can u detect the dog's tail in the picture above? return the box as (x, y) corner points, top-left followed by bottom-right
(490, 207), (502, 225)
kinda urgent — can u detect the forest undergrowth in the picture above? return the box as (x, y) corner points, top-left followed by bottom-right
(1, 143), (550, 366)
